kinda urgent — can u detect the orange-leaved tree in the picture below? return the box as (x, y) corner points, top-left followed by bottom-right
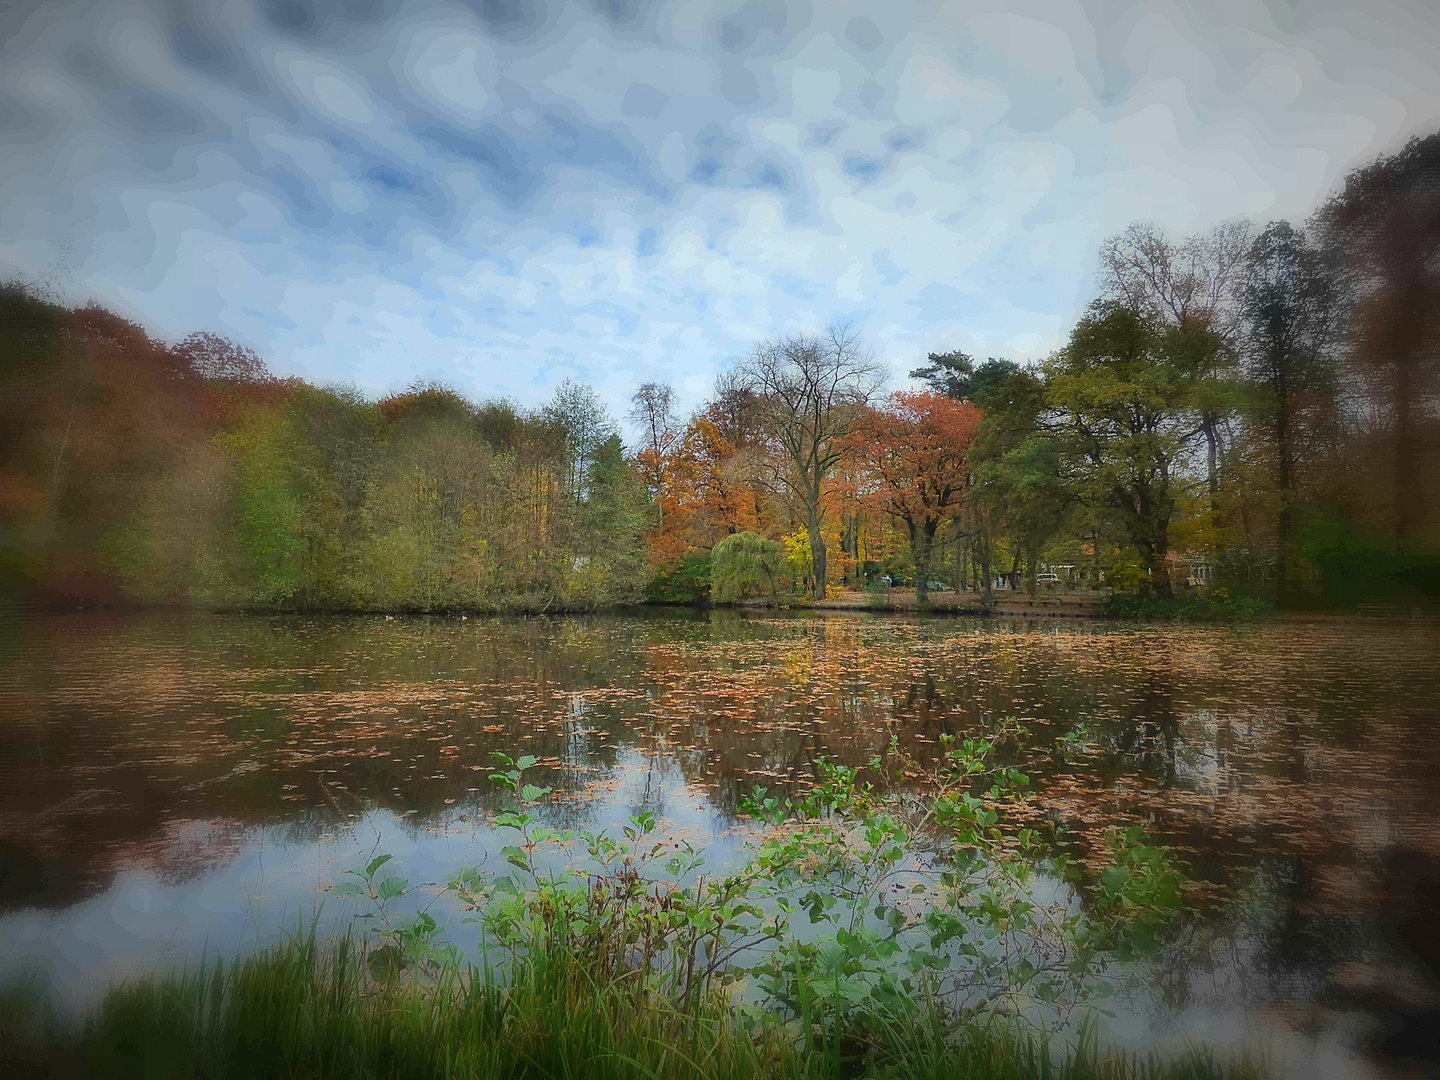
(847, 391), (981, 603)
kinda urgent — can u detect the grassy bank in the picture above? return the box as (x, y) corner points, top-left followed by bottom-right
(0, 931), (1261, 1080)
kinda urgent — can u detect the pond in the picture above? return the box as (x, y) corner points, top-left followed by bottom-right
(1, 609), (1438, 1076)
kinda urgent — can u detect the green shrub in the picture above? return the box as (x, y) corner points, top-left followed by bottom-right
(648, 552), (713, 604)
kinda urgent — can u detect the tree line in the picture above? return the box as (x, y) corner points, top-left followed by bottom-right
(641, 133), (1440, 610)
(0, 308), (649, 611)
(1, 132), (1436, 612)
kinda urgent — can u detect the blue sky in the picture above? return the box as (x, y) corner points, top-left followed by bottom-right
(3, 0), (1439, 425)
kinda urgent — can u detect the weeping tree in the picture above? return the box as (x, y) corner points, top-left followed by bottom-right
(710, 530), (784, 602)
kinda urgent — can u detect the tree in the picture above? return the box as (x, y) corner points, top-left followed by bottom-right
(1100, 220), (1251, 509)
(175, 331), (271, 385)
(848, 392), (980, 603)
(909, 350), (975, 399)
(1045, 302), (1203, 595)
(542, 378), (617, 507)
(911, 351), (1020, 409)
(710, 531), (784, 602)
(574, 434), (650, 606)
(1313, 131), (1440, 541)
(738, 323), (883, 598)
(628, 382), (679, 527)
(963, 364), (1069, 596)
(1241, 220), (1341, 600)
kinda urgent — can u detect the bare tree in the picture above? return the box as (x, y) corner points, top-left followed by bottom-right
(175, 331), (273, 384)
(628, 381), (680, 526)
(737, 322), (884, 598)
(1100, 219), (1252, 339)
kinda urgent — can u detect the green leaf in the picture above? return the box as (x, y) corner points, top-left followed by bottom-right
(515, 755), (538, 772)
(1101, 867), (1129, 891)
(376, 876), (408, 900)
(520, 784), (551, 803)
(364, 854), (393, 878)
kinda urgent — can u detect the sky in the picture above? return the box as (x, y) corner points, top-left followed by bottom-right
(2, 0), (1439, 425)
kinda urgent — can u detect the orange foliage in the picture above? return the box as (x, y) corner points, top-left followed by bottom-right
(847, 391), (981, 529)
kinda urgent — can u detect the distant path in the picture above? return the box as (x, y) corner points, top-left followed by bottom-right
(739, 588), (1108, 618)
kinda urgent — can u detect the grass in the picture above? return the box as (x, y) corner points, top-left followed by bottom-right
(1, 929), (1265, 1080)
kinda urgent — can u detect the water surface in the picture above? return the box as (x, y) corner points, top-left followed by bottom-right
(2, 610), (1437, 1075)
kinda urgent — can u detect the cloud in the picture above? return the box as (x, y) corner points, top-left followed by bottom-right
(2, 0), (1439, 427)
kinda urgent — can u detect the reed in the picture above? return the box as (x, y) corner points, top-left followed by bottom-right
(1, 927), (1262, 1080)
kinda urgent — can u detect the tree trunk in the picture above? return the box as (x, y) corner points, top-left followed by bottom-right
(912, 519), (937, 605)
(979, 518), (993, 605)
(1274, 360), (1294, 604)
(1149, 534), (1173, 599)
(807, 509), (826, 599)
(1203, 414), (1220, 514)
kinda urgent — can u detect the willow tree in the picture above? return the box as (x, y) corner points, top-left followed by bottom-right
(738, 323), (883, 598)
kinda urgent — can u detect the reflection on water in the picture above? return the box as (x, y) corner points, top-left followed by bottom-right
(1, 610), (1438, 1074)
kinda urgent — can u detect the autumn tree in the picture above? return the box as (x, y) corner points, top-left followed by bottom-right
(738, 323), (883, 597)
(913, 353), (1024, 598)
(848, 391), (980, 603)
(1314, 131), (1440, 542)
(627, 381), (679, 527)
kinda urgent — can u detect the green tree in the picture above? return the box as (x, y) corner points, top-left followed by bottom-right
(363, 393), (495, 611)
(219, 405), (310, 606)
(572, 434), (650, 606)
(1100, 221), (1252, 511)
(1045, 303), (1204, 595)
(543, 378), (618, 508)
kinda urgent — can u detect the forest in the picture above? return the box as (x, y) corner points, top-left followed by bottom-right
(2, 132), (1437, 615)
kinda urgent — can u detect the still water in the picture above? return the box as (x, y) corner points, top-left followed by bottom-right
(1, 610), (1438, 1075)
